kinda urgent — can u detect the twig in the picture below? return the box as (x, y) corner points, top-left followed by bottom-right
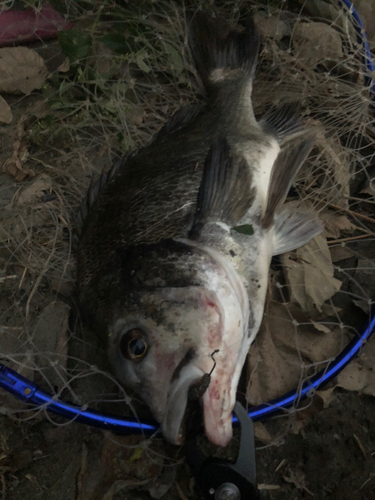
(357, 473), (375, 491)
(175, 482), (189, 500)
(0, 275), (16, 283)
(275, 458), (287, 472)
(353, 433), (367, 460)
(313, 198), (375, 227)
(25, 227), (58, 321)
(327, 234), (374, 245)
(18, 267), (27, 289)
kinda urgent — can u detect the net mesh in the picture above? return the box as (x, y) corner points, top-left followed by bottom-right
(0, 0), (374, 493)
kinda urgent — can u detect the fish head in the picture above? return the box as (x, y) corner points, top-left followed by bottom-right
(107, 241), (249, 447)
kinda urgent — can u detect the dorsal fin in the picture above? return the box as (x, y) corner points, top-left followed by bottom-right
(154, 104), (203, 141)
(262, 139), (313, 229)
(75, 151), (135, 237)
(190, 137), (255, 238)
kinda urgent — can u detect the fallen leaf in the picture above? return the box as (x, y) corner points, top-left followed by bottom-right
(129, 447), (144, 462)
(337, 336), (375, 397)
(284, 468), (313, 496)
(102, 479), (150, 500)
(321, 213), (356, 239)
(0, 5), (74, 47)
(1, 139), (33, 181)
(247, 301), (345, 404)
(16, 174), (53, 205)
(57, 57), (70, 72)
(253, 13), (290, 40)
(310, 321), (331, 333)
(316, 387), (336, 408)
(254, 422), (272, 443)
(293, 21), (343, 67)
(329, 245), (355, 262)
(0, 46), (48, 94)
(282, 233), (342, 312)
(0, 95), (12, 123)
(148, 466), (176, 499)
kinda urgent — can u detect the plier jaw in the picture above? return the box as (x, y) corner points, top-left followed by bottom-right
(185, 402), (260, 499)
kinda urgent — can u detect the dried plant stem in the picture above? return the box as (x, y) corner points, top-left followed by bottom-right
(318, 199), (375, 226)
(327, 233), (373, 245)
(25, 227), (59, 321)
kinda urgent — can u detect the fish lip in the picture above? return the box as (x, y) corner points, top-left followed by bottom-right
(161, 364), (204, 445)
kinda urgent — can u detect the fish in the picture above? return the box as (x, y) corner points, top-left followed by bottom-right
(75, 12), (323, 447)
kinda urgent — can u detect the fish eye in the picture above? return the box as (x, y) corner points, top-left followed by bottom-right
(120, 329), (148, 363)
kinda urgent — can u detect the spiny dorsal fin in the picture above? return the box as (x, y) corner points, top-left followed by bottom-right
(154, 104), (203, 141)
(75, 151), (134, 237)
(262, 139), (313, 229)
(273, 204), (324, 255)
(189, 12), (259, 90)
(260, 101), (307, 145)
(190, 137), (255, 238)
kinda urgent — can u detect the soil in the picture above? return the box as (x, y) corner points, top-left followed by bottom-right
(1, 391), (375, 499)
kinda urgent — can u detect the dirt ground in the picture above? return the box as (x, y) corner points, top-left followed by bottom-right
(1, 390), (375, 499)
(1, 1), (375, 499)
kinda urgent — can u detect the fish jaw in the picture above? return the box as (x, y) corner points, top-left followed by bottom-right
(161, 364), (205, 445)
(161, 348), (237, 447)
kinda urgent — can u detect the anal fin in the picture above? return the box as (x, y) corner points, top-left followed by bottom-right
(273, 204), (324, 255)
(260, 101), (308, 145)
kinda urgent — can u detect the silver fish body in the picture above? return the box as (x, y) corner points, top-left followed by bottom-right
(76, 14), (322, 447)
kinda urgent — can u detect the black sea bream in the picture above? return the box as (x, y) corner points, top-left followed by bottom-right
(76, 13), (323, 447)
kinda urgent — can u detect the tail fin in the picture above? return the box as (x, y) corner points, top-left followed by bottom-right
(188, 12), (259, 91)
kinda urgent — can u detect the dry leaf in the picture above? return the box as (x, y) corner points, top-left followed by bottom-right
(0, 46), (48, 94)
(337, 337), (375, 397)
(102, 479), (150, 500)
(293, 22), (343, 67)
(148, 466), (175, 499)
(17, 174), (53, 205)
(316, 387), (336, 408)
(253, 13), (290, 40)
(310, 321), (331, 333)
(329, 245), (355, 262)
(322, 213), (356, 239)
(254, 422), (272, 443)
(0, 95), (12, 123)
(247, 301), (345, 404)
(284, 468), (313, 495)
(2, 139), (33, 181)
(57, 57), (70, 72)
(282, 234), (342, 312)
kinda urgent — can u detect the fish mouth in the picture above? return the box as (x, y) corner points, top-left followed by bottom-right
(161, 361), (235, 447)
(161, 364), (204, 445)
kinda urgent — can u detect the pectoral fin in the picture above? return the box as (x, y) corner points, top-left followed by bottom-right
(190, 137), (255, 238)
(262, 139), (313, 229)
(272, 204), (324, 255)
